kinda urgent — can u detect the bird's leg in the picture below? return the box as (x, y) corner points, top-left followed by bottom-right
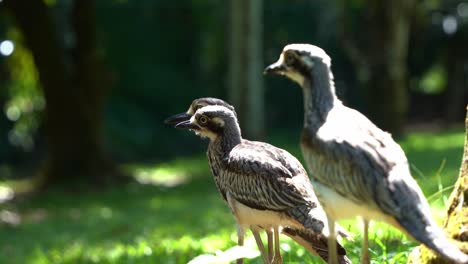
(361, 219), (370, 264)
(266, 227), (273, 262)
(251, 226), (269, 264)
(236, 225), (245, 264)
(272, 226), (282, 264)
(327, 215), (338, 264)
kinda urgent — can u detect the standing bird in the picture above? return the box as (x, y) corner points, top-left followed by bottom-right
(166, 102), (351, 263)
(264, 43), (468, 264)
(166, 97), (272, 264)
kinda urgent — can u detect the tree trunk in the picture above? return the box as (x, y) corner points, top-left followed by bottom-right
(444, 33), (468, 123)
(407, 106), (468, 263)
(5, 0), (124, 189)
(339, 0), (414, 137)
(228, 0), (264, 139)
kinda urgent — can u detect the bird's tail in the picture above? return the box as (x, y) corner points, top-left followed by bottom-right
(282, 227), (351, 264)
(397, 210), (468, 263)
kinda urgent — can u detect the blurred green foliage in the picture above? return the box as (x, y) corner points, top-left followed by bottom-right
(4, 28), (43, 151)
(417, 64), (447, 94)
(0, 129), (463, 263)
(0, 0), (466, 166)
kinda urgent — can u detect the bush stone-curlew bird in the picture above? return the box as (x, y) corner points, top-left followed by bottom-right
(166, 101), (351, 263)
(264, 43), (468, 264)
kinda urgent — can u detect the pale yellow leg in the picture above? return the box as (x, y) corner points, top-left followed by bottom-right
(266, 228), (273, 262)
(236, 225), (244, 264)
(272, 227), (282, 264)
(251, 226), (269, 264)
(327, 215), (338, 264)
(361, 219), (370, 264)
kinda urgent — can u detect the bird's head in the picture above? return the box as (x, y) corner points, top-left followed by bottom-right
(264, 44), (331, 86)
(164, 97), (235, 126)
(174, 105), (240, 141)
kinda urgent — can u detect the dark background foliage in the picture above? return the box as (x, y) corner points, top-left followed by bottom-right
(0, 0), (466, 182)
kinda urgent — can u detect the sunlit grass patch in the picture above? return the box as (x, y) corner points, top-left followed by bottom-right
(0, 177), (37, 200)
(26, 240), (157, 264)
(402, 129), (464, 195)
(123, 155), (208, 187)
(401, 129), (465, 151)
(188, 245), (260, 264)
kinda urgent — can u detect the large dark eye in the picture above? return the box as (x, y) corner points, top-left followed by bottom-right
(199, 115), (208, 125)
(284, 53), (295, 66)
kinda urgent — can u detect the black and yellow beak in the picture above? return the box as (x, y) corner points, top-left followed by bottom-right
(264, 61), (286, 75)
(164, 112), (191, 126)
(174, 120), (200, 130)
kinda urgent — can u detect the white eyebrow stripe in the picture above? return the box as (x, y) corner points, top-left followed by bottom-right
(283, 43), (331, 66)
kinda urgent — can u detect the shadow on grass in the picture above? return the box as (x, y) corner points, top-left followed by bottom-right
(0, 171), (239, 264)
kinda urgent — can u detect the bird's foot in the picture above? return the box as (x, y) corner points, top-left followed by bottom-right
(271, 255), (282, 264)
(236, 258), (244, 264)
(360, 254), (369, 264)
(360, 248), (369, 264)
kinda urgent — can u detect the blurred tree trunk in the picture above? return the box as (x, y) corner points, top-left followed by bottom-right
(339, 0), (415, 137)
(408, 106), (468, 263)
(228, 0), (264, 139)
(5, 0), (125, 189)
(444, 33), (468, 123)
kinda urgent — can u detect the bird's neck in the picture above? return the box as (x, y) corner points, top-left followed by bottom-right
(302, 63), (340, 132)
(209, 123), (242, 155)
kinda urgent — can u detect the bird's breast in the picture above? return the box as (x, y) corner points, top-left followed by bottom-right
(310, 179), (393, 222)
(226, 192), (302, 229)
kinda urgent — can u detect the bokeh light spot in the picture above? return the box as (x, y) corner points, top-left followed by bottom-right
(442, 15), (458, 35)
(6, 105), (21, 121)
(0, 40), (14, 56)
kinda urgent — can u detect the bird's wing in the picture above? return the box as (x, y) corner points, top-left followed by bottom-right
(225, 140), (313, 210)
(302, 107), (425, 218)
(322, 109), (468, 263)
(223, 140), (326, 233)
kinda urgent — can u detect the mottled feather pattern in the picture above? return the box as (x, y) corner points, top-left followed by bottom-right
(205, 132), (340, 238)
(209, 139), (320, 216)
(301, 105), (420, 217)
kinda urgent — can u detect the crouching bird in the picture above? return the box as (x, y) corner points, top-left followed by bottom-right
(166, 100), (351, 264)
(264, 43), (468, 264)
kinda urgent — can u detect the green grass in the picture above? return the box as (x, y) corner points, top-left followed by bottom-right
(0, 128), (465, 263)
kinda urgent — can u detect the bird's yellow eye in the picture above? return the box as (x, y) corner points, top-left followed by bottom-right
(199, 116), (208, 124)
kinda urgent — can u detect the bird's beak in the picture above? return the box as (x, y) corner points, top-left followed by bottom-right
(175, 120), (200, 130)
(164, 112), (191, 126)
(264, 61), (286, 75)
